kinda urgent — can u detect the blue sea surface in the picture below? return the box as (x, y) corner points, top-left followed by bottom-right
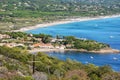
(27, 17), (120, 50)
(46, 51), (120, 72)
(27, 17), (120, 71)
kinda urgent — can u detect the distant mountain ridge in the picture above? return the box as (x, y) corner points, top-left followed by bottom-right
(0, 0), (120, 14)
(0, 0), (120, 36)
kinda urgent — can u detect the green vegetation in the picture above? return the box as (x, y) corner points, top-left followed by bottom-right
(0, 0), (120, 31)
(0, 1), (120, 79)
(73, 39), (109, 51)
(4, 32), (109, 51)
(33, 33), (52, 43)
(6, 32), (28, 39)
(64, 36), (109, 51)
(0, 46), (33, 80)
(0, 46), (120, 80)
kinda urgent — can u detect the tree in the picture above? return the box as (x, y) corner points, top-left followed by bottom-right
(39, 34), (52, 43)
(64, 36), (76, 44)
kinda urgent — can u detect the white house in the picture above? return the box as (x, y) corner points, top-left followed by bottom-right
(0, 34), (10, 39)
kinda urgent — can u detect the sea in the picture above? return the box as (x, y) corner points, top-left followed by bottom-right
(27, 17), (120, 71)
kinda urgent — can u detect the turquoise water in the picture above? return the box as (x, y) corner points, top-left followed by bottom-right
(27, 17), (120, 71)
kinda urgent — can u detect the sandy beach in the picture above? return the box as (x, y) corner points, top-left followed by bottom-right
(14, 14), (120, 54)
(15, 14), (120, 32)
(28, 48), (120, 54)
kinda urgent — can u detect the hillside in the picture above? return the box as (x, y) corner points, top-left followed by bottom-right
(0, 0), (120, 13)
(0, 0), (120, 31)
(0, 46), (120, 80)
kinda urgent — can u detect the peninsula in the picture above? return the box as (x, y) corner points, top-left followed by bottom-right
(1, 0), (120, 80)
(0, 32), (119, 54)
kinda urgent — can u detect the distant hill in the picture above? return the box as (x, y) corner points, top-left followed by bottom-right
(0, 0), (120, 31)
(0, 0), (120, 15)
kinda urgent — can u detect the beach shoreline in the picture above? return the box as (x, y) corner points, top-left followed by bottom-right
(13, 14), (120, 54)
(28, 48), (120, 54)
(14, 14), (120, 32)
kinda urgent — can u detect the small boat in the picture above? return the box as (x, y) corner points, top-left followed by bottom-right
(95, 24), (98, 27)
(110, 36), (114, 38)
(90, 56), (94, 59)
(113, 57), (118, 60)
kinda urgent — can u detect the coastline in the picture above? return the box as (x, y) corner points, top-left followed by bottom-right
(12, 14), (120, 54)
(14, 14), (120, 32)
(28, 48), (120, 54)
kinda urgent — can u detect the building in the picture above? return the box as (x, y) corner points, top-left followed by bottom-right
(0, 43), (5, 46)
(55, 45), (66, 49)
(4, 43), (17, 48)
(66, 44), (72, 48)
(0, 34), (10, 39)
(51, 38), (64, 43)
(32, 43), (54, 49)
(4, 43), (25, 48)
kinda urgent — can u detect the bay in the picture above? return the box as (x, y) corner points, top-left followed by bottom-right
(46, 51), (120, 71)
(27, 17), (120, 71)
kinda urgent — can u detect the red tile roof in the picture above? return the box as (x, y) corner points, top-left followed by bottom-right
(33, 43), (53, 47)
